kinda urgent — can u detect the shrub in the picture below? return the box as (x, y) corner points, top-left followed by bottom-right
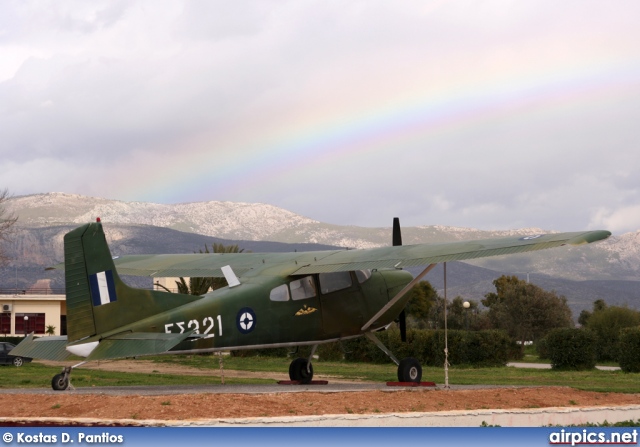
(0, 336), (29, 345)
(618, 327), (640, 373)
(317, 341), (345, 361)
(536, 337), (549, 360)
(231, 328), (513, 368)
(344, 328), (510, 367)
(545, 328), (597, 370)
(585, 306), (640, 362)
(230, 347), (289, 357)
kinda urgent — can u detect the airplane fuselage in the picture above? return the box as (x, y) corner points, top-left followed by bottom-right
(95, 268), (413, 354)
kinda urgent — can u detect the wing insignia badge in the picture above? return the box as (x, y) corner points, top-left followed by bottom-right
(295, 305), (318, 316)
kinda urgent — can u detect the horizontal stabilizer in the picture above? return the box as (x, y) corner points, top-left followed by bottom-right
(10, 334), (73, 361)
(84, 331), (195, 361)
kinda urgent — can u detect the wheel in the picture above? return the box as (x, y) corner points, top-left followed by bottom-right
(397, 357), (422, 383)
(12, 357), (23, 367)
(288, 357), (313, 384)
(51, 373), (69, 391)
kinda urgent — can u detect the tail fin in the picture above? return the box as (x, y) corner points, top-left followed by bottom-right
(64, 221), (200, 343)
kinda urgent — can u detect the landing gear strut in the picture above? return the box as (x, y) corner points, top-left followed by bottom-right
(366, 331), (423, 383)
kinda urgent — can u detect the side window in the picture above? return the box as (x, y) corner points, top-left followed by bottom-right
(290, 276), (316, 301)
(319, 272), (352, 294)
(355, 270), (372, 284)
(270, 284), (290, 302)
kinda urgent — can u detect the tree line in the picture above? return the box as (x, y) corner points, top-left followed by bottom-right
(405, 275), (640, 371)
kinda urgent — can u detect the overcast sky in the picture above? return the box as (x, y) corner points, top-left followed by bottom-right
(1, 1), (639, 234)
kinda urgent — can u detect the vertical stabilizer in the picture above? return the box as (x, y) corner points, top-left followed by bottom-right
(64, 224), (98, 342)
(64, 222), (200, 343)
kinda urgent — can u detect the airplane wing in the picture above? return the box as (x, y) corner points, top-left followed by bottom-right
(110, 230), (611, 277)
(291, 230), (610, 274)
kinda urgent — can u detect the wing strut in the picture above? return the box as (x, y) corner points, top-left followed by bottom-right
(361, 263), (437, 331)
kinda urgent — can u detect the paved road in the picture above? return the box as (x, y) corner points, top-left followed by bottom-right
(0, 382), (525, 396)
(508, 362), (620, 371)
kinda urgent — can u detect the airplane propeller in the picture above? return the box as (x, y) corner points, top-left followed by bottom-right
(393, 217), (408, 343)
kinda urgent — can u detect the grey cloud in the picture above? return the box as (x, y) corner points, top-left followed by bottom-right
(2, 0), (640, 234)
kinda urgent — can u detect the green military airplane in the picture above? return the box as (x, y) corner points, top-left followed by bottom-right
(11, 218), (610, 390)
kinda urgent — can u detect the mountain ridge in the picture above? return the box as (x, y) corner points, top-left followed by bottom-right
(1, 192), (639, 317)
(5, 192), (637, 281)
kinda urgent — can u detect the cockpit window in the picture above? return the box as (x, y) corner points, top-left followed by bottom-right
(270, 284), (290, 301)
(355, 270), (372, 284)
(318, 272), (352, 294)
(290, 276), (317, 301)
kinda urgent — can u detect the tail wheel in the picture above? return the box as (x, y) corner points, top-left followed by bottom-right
(397, 357), (422, 383)
(289, 357), (314, 384)
(12, 357), (23, 367)
(51, 373), (69, 391)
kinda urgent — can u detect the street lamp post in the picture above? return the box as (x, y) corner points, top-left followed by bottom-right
(463, 301), (470, 330)
(23, 316), (28, 336)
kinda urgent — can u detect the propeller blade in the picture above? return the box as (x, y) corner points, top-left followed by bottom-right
(392, 217), (402, 246)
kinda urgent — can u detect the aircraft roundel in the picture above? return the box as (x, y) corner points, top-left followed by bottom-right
(236, 307), (256, 334)
(520, 234), (544, 240)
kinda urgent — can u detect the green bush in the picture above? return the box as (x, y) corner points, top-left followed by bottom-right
(231, 329), (513, 367)
(230, 347), (290, 357)
(545, 328), (597, 370)
(0, 335), (30, 345)
(427, 329), (512, 367)
(231, 342), (346, 361)
(317, 341), (345, 361)
(618, 327), (640, 373)
(536, 337), (549, 360)
(585, 306), (640, 362)
(343, 328), (510, 367)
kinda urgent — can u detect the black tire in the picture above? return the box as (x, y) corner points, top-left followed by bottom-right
(288, 357), (313, 384)
(397, 357), (422, 383)
(12, 357), (23, 367)
(51, 373), (69, 391)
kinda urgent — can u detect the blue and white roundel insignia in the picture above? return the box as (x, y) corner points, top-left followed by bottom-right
(236, 307), (256, 334)
(520, 234), (544, 241)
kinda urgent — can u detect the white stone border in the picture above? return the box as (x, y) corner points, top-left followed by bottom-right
(3, 405), (640, 427)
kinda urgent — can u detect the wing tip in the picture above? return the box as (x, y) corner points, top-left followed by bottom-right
(568, 230), (612, 245)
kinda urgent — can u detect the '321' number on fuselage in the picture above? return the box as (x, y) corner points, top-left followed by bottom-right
(165, 315), (222, 337)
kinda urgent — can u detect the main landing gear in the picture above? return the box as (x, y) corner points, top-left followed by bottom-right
(287, 345), (317, 384)
(289, 357), (314, 383)
(365, 332), (423, 383)
(397, 357), (422, 383)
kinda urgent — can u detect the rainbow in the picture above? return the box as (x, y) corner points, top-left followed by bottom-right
(115, 54), (639, 205)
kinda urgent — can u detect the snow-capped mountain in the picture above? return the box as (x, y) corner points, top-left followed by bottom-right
(5, 192), (639, 281)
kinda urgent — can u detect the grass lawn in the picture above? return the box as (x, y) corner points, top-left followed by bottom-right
(0, 362), (272, 389)
(0, 355), (637, 393)
(154, 354), (639, 394)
